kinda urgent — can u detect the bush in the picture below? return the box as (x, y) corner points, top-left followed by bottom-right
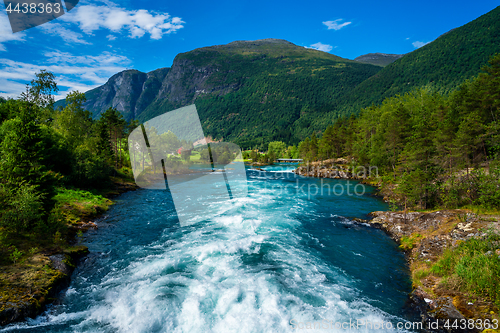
(9, 247), (23, 264)
(400, 233), (423, 250)
(0, 183), (44, 233)
(476, 164), (500, 209)
(431, 231), (500, 305)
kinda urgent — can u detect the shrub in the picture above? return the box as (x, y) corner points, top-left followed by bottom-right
(0, 183), (44, 233)
(431, 231), (500, 305)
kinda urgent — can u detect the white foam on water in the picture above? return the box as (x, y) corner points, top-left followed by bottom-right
(2, 169), (412, 333)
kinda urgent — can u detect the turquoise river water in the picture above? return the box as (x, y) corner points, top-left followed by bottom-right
(1, 164), (417, 333)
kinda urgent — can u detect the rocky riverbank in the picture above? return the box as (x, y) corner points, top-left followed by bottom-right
(0, 246), (89, 326)
(364, 210), (500, 333)
(293, 158), (374, 179)
(293, 161), (500, 332)
(0, 178), (138, 327)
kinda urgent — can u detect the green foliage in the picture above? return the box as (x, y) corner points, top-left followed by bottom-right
(9, 247), (23, 264)
(268, 141), (287, 158)
(0, 183), (44, 233)
(52, 188), (111, 225)
(0, 102), (60, 199)
(0, 70), (134, 255)
(20, 69), (58, 109)
(297, 53), (500, 210)
(475, 163), (500, 209)
(399, 233), (423, 250)
(341, 7), (500, 117)
(431, 231), (500, 305)
(181, 149), (192, 161)
(53, 231), (63, 246)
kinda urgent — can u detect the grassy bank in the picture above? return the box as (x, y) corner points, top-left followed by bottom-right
(408, 213), (500, 319)
(368, 207), (500, 331)
(0, 169), (137, 325)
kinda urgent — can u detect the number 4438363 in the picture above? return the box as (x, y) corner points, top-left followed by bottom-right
(444, 319), (498, 330)
(5, 2), (61, 14)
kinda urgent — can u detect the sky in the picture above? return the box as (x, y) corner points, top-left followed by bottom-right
(0, 0), (498, 100)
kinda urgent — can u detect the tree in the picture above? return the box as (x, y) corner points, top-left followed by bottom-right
(0, 183), (44, 233)
(181, 149), (192, 161)
(268, 141), (286, 158)
(97, 107), (126, 169)
(20, 70), (58, 110)
(0, 100), (59, 214)
(53, 91), (93, 148)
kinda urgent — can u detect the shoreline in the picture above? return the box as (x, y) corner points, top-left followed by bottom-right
(0, 178), (138, 327)
(3, 163), (497, 331)
(363, 210), (498, 333)
(294, 162), (500, 333)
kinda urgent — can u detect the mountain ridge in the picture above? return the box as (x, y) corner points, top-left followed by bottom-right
(57, 38), (382, 146)
(354, 53), (404, 67)
(55, 5), (500, 146)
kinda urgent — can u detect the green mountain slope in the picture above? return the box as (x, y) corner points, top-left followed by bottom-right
(138, 39), (381, 147)
(54, 5), (500, 148)
(336, 5), (500, 116)
(354, 53), (404, 67)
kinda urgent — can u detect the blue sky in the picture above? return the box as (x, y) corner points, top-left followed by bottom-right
(0, 0), (498, 100)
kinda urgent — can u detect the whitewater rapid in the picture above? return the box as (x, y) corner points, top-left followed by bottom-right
(1, 165), (414, 332)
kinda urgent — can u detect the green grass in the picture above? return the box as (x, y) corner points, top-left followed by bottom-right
(460, 205), (500, 216)
(190, 151), (201, 161)
(53, 188), (112, 224)
(431, 231), (500, 306)
(399, 233), (423, 250)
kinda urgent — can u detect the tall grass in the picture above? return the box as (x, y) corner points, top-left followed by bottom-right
(431, 231), (500, 305)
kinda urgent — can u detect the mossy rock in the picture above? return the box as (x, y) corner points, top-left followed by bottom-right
(63, 245), (89, 258)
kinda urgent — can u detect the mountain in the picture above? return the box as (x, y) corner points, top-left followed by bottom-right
(55, 68), (169, 121)
(334, 5), (500, 116)
(140, 39), (383, 147)
(55, 5), (500, 147)
(58, 38), (381, 147)
(354, 53), (404, 67)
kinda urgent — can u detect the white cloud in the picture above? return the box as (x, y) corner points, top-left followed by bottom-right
(412, 40), (430, 49)
(61, 4), (185, 39)
(0, 12), (26, 51)
(323, 19), (351, 31)
(0, 1), (184, 51)
(0, 51), (131, 99)
(39, 22), (90, 45)
(308, 42), (333, 52)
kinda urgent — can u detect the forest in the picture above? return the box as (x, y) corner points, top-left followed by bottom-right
(0, 70), (136, 263)
(295, 53), (500, 210)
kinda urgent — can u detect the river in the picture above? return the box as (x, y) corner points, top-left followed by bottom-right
(2, 164), (415, 333)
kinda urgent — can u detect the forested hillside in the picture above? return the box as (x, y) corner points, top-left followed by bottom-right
(353, 53), (404, 67)
(0, 71), (136, 266)
(297, 53), (500, 210)
(333, 5), (500, 117)
(56, 39), (382, 148)
(54, 6), (500, 150)
(150, 40), (381, 149)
